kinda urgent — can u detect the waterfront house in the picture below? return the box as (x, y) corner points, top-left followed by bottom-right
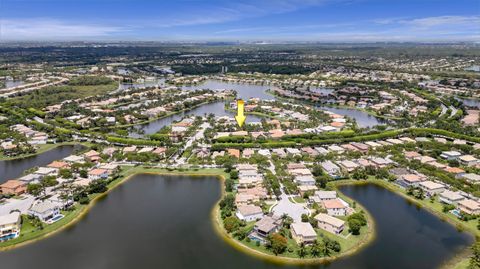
(457, 199), (480, 216)
(398, 174), (426, 188)
(314, 213), (345, 235)
(439, 190), (464, 205)
(87, 168), (109, 180)
(0, 212), (21, 242)
(63, 155), (85, 164)
(291, 222), (317, 244)
(0, 180), (27, 195)
(34, 167), (57, 177)
(28, 201), (61, 222)
(84, 150), (101, 162)
(418, 181), (446, 196)
(47, 161), (70, 171)
(236, 205), (263, 222)
(310, 191), (337, 204)
(251, 215), (282, 241)
(323, 198), (348, 216)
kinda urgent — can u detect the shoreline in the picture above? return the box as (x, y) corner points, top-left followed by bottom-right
(0, 142), (81, 161)
(0, 168), (474, 268)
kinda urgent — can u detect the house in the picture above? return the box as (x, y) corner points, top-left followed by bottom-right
(227, 149), (240, 158)
(291, 222), (317, 244)
(152, 147), (167, 157)
(310, 191), (337, 204)
(404, 151), (421, 159)
(314, 213), (345, 235)
(365, 141), (382, 148)
(338, 160), (359, 172)
(257, 149), (271, 157)
(28, 201), (61, 222)
(351, 142), (369, 153)
(236, 205), (263, 222)
(271, 148), (287, 157)
(461, 173), (480, 184)
(47, 161), (70, 170)
(0, 180), (27, 195)
(84, 150), (101, 162)
(444, 167), (465, 177)
(123, 146), (137, 153)
(294, 176), (316, 186)
(242, 149), (255, 158)
(440, 151), (462, 160)
(286, 148), (301, 156)
(457, 199), (480, 216)
(34, 167), (57, 177)
(328, 145), (345, 153)
(0, 212), (21, 241)
(251, 215), (282, 241)
(87, 168), (109, 180)
(439, 190), (464, 205)
(102, 147), (117, 156)
(418, 156), (436, 164)
(418, 181), (445, 196)
(459, 155), (479, 167)
(398, 174), (425, 187)
(63, 155), (85, 164)
(323, 198), (348, 216)
(370, 157), (392, 168)
(314, 147), (329, 155)
(298, 185), (318, 196)
(321, 161), (341, 177)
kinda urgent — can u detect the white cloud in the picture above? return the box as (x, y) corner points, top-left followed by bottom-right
(0, 19), (127, 40)
(401, 15), (480, 28)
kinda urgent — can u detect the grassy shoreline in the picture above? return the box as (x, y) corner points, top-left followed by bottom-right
(0, 167), (475, 268)
(0, 142), (82, 161)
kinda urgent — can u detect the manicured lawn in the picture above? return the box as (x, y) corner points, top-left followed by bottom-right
(0, 206), (86, 249)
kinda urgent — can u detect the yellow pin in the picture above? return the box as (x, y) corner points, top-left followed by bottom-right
(235, 99), (246, 127)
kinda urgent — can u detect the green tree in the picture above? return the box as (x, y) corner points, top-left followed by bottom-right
(348, 219), (362, 235)
(223, 216), (241, 233)
(268, 233), (288, 255)
(297, 242), (307, 258)
(470, 240), (480, 269)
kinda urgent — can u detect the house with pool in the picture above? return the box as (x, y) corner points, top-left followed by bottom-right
(28, 201), (63, 223)
(0, 212), (21, 241)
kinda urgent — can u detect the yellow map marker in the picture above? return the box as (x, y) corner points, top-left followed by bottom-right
(235, 99), (246, 127)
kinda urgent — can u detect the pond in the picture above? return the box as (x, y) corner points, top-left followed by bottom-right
(0, 176), (472, 269)
(455, 96), (480, 109)
(317, 105), (386, 128)
(0, 145), (84, 184)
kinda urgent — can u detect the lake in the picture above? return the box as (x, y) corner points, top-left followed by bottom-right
(0, 175), (472, 269)
(0, 145), (83, 184)
(130, 101), (264, 137)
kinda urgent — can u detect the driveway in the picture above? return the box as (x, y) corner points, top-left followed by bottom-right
(271, 184), (308, 222)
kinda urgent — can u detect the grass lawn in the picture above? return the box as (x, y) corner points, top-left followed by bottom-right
(0, 142), (81, 161)
(0, 206), (86, 249)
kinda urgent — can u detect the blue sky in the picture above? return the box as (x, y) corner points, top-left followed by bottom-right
(1, 0), (479, 41)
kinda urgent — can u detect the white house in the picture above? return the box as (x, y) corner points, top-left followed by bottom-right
(291, 222), (317, 244)
(0, 212), (21, 241)
(440, 151), (462, 160)
(439, 190), (464, 205)
(236, 205), (263, 222)
(28, 201), (61, 222)
(418, 181), (446, 196)
(322, 198), (348, 216)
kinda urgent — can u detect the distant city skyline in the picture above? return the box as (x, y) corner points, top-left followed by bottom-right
(1, 0), (479, 42)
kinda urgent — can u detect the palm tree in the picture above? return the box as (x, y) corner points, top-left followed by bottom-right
(297, 242), (307, 258)
(310, 240), (321, 257)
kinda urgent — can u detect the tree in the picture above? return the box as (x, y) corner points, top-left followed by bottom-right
(297, 242), (307, 258)
(348, 219), (362, 235)
(470, 240), (480, 269)
(310, 240), (321, 257)
(79, 170), (88, 178)
(268, 233), (288, 255)
(225, 178), (234, 192)
(58, 168), (73, 179)
(27, 183), (43, 197)
(88, 180), (108, 194)
(223, 216), (241, 233)
(301, 214), (309, 222)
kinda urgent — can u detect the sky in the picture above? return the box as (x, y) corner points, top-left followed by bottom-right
(0, 0), (479, 42)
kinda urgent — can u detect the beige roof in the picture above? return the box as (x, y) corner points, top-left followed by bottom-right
(237, 205), (263, 216)
(291, 222), (317, 237)
(314, 213), (345, 228)
(459, 199), (480, 210)
(419, 181), (444, 190)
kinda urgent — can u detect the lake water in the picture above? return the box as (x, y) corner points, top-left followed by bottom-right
(130, 102), (264, 137)
(0, 145), (83, 184)
(124, 80), (385, 137)
(0, 176), (472, 269)
(455, 96), (480, 108)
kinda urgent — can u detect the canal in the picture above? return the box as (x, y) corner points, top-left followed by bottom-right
(0, 175), (472, 269)
(0, 145), (84, 184)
